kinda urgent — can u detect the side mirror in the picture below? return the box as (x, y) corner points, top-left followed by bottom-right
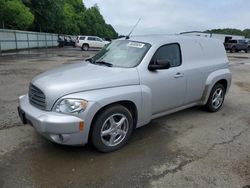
(148, 59), (171, 71)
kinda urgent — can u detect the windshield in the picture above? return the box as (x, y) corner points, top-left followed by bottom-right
(91, 40), (151, 68)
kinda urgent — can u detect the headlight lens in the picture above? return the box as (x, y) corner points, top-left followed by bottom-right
(55, 99), (88, 114)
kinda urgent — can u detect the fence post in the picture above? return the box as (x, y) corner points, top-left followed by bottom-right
(14, 31), (18, 50)
(46, 33), (47, 48)
(27, 33), (30, 49)
(0, 40), (2, 55)
(37, 32), (39, 48)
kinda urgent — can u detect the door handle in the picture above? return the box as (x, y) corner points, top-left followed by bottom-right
(174, 72), (183, 78)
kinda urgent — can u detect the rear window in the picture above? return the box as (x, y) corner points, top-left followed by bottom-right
(228, 40), (237, 43)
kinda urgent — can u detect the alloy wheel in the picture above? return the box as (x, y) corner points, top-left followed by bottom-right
(212, 88), (224, 109)
(100, 113), (129, 147)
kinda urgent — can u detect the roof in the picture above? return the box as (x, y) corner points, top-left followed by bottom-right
(180, 31), (244, 38)
(77, 35), (100, 38)
(125, 34), (218, 45)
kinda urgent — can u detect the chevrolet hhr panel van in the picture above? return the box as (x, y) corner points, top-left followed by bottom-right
(18, 35), (231, 152)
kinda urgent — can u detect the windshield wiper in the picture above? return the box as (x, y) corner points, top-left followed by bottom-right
(95, 61), (113, 67)
(85, 58), (93, 63)
(85, 58), (113, 67)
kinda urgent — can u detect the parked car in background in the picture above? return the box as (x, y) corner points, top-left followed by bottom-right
(18, 35), (231, 152)
(58, 35), (76, 47)
(75, 36), (110, 51)
(224, 39), (249, 53)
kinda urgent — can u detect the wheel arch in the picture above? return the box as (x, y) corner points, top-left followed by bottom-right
(82, 43), (89, 50)
(201, 69), (231, 105)
(88, 100), (138, 143)
(216, 79), (228, 91)
(82, 43), (89, 46)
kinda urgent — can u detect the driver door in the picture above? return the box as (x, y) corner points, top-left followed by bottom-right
(140, 43), (186, 115)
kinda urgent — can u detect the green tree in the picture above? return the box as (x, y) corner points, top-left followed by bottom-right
(59, 2), (80, 34)
(2, 0), (118, 38)
(243, 29), (250, 38)
(0, 0), (34, 30)
(80, 5), (118, 39)
(206, 28), (250, 39)
(22, 0), (64, 32)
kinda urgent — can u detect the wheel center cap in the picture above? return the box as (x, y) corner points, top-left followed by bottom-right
(112, 128), (118, 133)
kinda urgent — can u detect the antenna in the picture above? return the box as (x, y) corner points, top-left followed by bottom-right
(126, 18), (141, 39)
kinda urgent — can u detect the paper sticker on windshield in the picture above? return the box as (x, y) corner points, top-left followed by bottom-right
(127, 42), (145, 48)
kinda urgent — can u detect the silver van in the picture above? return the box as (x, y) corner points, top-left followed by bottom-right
(18, 35), (231, 152)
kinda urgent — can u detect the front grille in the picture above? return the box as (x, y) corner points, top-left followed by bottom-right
(29, 84), (46, 110)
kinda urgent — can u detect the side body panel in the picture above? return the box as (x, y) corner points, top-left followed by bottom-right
(201, 68), (231, 105)
(180, 38), (230, 104)
(59, 85), (144, 143)
(136, 37), (231, 124)
(136, 42), (187, 116)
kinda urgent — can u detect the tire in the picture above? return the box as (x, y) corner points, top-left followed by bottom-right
(245, 47), (250, 53)
(91, 104), (134, 152)
(82, 44), (89, 51)
(205, 83), (225, 112)
(230, 46), (236, 53)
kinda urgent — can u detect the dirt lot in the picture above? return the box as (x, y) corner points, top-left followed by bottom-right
(0, 48), (250, 188)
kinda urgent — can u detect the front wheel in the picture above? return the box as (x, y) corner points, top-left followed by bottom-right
(245, 47), (250, 53)
(230, 46), (236, 53)
(205, 83), (225, 112)
(82, 44), (89, 51)
(91, 105), (134, 152)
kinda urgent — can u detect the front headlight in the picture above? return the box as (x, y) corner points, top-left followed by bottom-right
(55, 99), (88, 114)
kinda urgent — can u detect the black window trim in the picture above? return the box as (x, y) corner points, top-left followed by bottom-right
(79, 36), (86, 40)
(96, 37), (102, 42)
(149, 42), (182, 68)
(87, 37), (96, 41)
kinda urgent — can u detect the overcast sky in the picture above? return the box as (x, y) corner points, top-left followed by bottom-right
(84, 0), (250, 35)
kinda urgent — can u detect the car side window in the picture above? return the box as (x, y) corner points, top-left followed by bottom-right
(79, 37), (85, 40)
(239, 40), (246, 44)
(87, 37), (96, 41)
(151, 43), (181, 68)
(96, 38), (102, 42)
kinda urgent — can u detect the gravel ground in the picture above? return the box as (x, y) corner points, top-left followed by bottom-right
(0, 48), (249, 188)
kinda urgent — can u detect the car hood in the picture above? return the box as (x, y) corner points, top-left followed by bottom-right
(31, 61), (140, 110)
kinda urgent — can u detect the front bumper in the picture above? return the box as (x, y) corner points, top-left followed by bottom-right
(18, 95), (88, 145)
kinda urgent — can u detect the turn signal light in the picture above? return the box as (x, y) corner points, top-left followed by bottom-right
(79, 121), (84, 132)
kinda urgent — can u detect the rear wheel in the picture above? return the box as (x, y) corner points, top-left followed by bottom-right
(230, 46), (236, 53)
(245, 47), (250, 53)
(82, 44), (89, 51)
(205, 83), (225, 112)
(91, 105), (133, 152)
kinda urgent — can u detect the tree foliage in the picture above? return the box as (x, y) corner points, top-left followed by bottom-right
(0, 0), (34, 30)
(0, 0), (118, 38)
(207, 28), (250, 39)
